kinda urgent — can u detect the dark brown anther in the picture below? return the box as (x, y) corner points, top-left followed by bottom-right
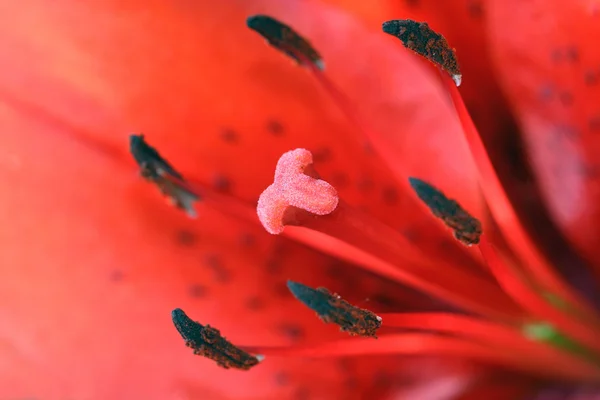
(246, 15), (324, 70)
(171, 308), (263, 371)
(129, 134), (199, 217)
(408, 177), (482, 245)
(286, 280), (382, 338)
(130, 134), (183, 180)
(382, 20), (462, 86)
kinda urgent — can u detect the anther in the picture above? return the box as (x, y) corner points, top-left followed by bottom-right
(286, 280), (382, 338)
(130, 134), (183, 180)
(129, 134), (199, 217)
(257, 149), (339, 234)
(408, 177), (482, 245)
(246, 15), (325, 70)
(382, 20), (462, 86)
(171, 308), (263, 370)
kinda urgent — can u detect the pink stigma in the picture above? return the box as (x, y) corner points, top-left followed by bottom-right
(257, 149), (339, 234)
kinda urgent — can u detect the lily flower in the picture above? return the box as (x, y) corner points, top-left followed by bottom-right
(1, 0), (599, 399)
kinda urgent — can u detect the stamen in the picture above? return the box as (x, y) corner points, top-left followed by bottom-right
(381, 312), (599, 376)
(478, 238), (600, 357)
(379, 19), (600, 325)
(382, 20), (462, 86)
(256, 151), (522, 320)
(303, 60), (379, 152)
(408, 177), (482, 246)
(438, 67), (600, 326)
(243, 333), (600, 382)
(171, 308), (263, 370)
(246, 15), (324, 70)
(257, 148), (339, 234)
(286, 207), (520, 319)
(129, 134), (199, 217)
(287, 280), (381, 338)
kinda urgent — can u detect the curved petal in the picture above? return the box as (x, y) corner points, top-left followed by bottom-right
(486, 0), (600, 269)
(323, 0), (524, 174)
(313, 0), (487, 209)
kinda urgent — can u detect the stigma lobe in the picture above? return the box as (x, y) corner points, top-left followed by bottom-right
(409, 177), (482, 245)
(287, 280), (382, 338)
(129, 134), (199, 218)
(246, 15), (324, 70)
(382, 20), (462, 86)
(171, 308), (262, 371)
(257, 149), (339, 234)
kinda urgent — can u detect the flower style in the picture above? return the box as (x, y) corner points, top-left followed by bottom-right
(1, 0), (600, 399)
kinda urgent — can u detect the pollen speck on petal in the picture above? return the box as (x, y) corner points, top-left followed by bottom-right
(286, 280), (381, 338)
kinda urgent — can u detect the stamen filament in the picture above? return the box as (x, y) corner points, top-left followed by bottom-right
(193, 178), (521, 320)
(305, 61), (376, 151)
(478, 236), (600, 358)
(199, 180), (600, 356)
(380, 312), (599, 375)
(242, 333), (600, 382)
(441, 73), (600, 325)
(285, 200), (523, 320)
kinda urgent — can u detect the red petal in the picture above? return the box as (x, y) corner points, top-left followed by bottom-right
(0, 0), (489, 398)
(487, 0), (600, 269)
(0, 106), (449, 397)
